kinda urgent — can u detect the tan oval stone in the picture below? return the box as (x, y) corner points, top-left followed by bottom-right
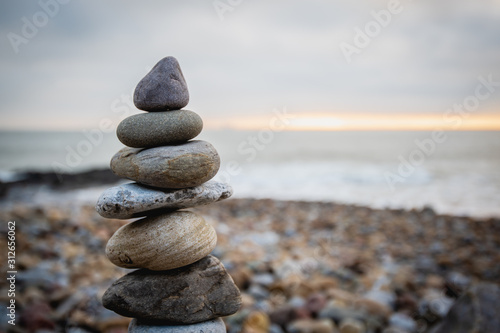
(105, 211), (216, 270)
(110, 140), (220, 189)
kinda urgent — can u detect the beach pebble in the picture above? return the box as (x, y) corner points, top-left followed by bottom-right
(269, 306), (305, 328)
(134, 56), (189, 111)
(128, 318), (226, 333)
(102, 256), (241, 324)
(319, 303), (366, 323)
(248, 284), (270, 300)
(241, 311), (270, 333)
(117, 110), (202, 148)
(96, 180), (232, 219)
(288, 296), (306, 309)
(388, 313), (416, 332)
(363, 290), (396, 309)
(19, 301), (55, 332)
(251, 273), (275, 287)
(429, 283), (500, 333)
(305, 294), (328, 316)
(270, 324), (285, 333)
(105, 211), (216, 270)
(354, 298), (392, 319)
(382, 328), (410, 333)
(288, 319), (336, 333)
(446, 271), (471, 294)
(339, 318), (366, 333)
(418, 290), (454, 319)
(110, 140), (220, 189)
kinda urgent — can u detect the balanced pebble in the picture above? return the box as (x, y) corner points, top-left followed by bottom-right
(96, 180), (233, 219)
(110, 140), (220, 189)
(105, 211), (216, 270)
(128, 318), (227, 333)
(339, 318), (366, 333)
(117, 110), (203, 148)
(134, 56), (189, 111)
(102, 256), (242, 324)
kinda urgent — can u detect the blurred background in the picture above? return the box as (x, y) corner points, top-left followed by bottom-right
(1, 1), (500, 333)
(1, 0), (500, 216)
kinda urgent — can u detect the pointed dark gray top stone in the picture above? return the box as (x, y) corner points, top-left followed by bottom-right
(134, 56), (189, 111)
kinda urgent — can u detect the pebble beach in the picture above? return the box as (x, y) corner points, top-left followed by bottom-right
(1, 179), (499, 332)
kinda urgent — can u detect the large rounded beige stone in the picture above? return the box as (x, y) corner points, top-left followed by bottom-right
(105, 210), (216, 270)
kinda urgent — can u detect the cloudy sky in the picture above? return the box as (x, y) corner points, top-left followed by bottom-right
(1, 0), (500, 130)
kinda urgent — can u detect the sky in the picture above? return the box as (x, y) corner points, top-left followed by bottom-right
(1, 0), (500, 131)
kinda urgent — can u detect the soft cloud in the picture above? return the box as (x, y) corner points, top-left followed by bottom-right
(0, 0), (499, 129)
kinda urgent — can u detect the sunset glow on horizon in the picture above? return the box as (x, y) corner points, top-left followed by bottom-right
(204, 112), (500, 131)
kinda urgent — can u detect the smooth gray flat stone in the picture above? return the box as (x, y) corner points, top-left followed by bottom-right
(117, 110), (203, 148)
(134, 56), (189, 111)
(102, 255), (241, 324)
(110, 140), (220, 189)
(128, 318), (226, 332)
(96, 180), (232, 219)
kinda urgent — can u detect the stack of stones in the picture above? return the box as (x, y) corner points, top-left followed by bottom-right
(96, 56), (241, 332)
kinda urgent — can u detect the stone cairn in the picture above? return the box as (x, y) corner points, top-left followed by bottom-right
(96, 56), (241, 332)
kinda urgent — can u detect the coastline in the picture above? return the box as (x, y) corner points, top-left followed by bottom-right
(2, 167), (500, 220)
(2, 129), (500, 219)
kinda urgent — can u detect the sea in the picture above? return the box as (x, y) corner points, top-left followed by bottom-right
(1, 130), (499, 218)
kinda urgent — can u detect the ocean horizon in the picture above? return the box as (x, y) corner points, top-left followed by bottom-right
(1, 129), (499, 218)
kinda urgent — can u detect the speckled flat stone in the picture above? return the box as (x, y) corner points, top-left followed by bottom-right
(96, 180), (232, 219)
(105, 210), (216, 270)
(117, 110), (202, 148)
(110, 140), (220, 189)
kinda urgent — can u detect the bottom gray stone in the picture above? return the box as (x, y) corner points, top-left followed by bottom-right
(428, 282), (500, 333)
(129, 318), (226, 333)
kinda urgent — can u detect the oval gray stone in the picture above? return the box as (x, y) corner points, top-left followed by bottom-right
(117, 110), (203, 148)
(102, 255), (242, 324)
(128, 318), (226, 333)
(96, 180), (232, 219)
(134, 56), (189, 111)
(110, 140), (220, 189)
